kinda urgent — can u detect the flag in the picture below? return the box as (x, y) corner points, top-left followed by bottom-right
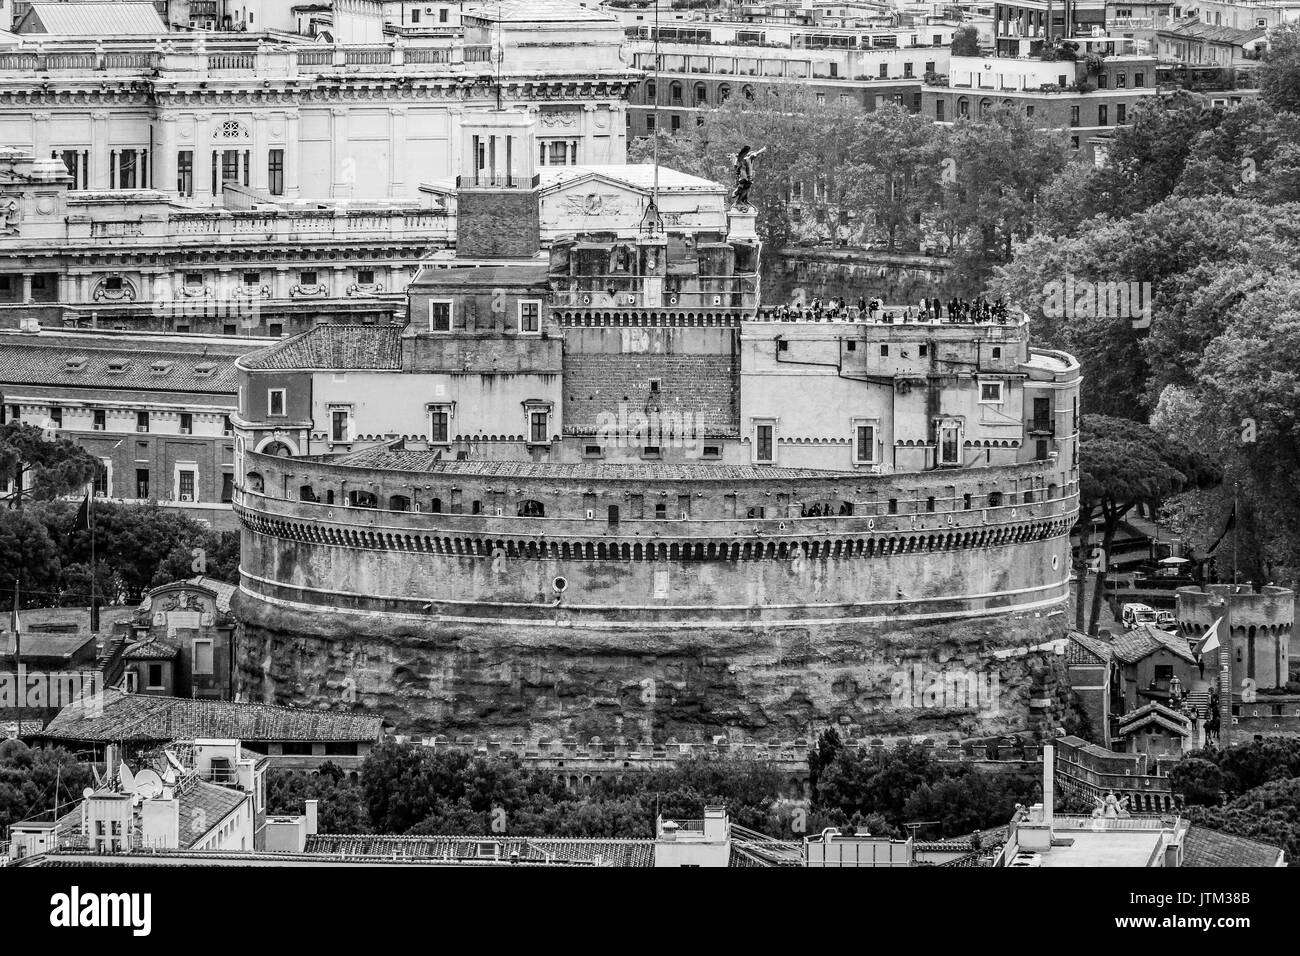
(1195, 617), (1223, 660)
(72, 489), (91, 533)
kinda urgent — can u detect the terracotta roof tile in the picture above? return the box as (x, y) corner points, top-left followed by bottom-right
(38, 688), (385, 744)
(241, 325), (403, 371)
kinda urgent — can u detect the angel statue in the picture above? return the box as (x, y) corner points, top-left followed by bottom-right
(1091, 791), (1131, 819)
(731, 145), (767, 210)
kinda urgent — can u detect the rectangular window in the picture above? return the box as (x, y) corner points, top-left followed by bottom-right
(330, 408), (351, 443)
(93, 409), (106, 431)
(518, 300), (541, 334)
(193, 640), (214, 675)
(939, 425), (961, 465)
(268, 148), (285, 196)
(529, 410), (549, 444)
(1117, 104), (1127, 124)
(1134, 72), (1144, 87)
(1098, 104), (1108, 125)
(854, 423), (877, 464)
(1070, 105), (1080, 127)
(93, 460), (110, 497)
(178, 470), (195, 500)
(136, 411), (150, 432)
(936, 99), (945, 121)
(147, 663), (164, 689)
(979, 381), (1004, 403)
(429, 407), (450, 444)
(221, 473), (234, 503)
(904, 62), (913, 77)
(177, 150), (193, 196)
(268, 389), (286, 416)
(49, 406), (62, 428)
(58, 149), (87, 190)
(179, 412), (193, 434)
(755, 423), (774, 463)
(429, 299), (453, 333)
(136, 468), (150, 499)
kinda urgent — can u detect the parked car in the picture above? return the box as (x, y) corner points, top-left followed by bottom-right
(1155, 610), (1177, 631)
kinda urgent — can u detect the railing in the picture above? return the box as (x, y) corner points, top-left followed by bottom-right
(1051, 814), (1177, 832)
(754, 305), (1023, 327)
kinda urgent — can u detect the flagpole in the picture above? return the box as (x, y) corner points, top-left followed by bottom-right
(11, 579), (19, 739)
(89, 481), (97, 635)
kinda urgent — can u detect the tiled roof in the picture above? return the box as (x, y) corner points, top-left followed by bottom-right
(0, 337), (241, 393)
(304, 833), (654, 866)
(122, 638), (179, 661)
(329, 446), (860, 481)
(1161, 19), (1267, 44)
(180, 781), (249, 850)
(411, 263), (551, 289)
(240, 325), (404, 371)
(1066, 631), (1112, 665)
(1183, 827), (1284, 867)
(37, 688), (386, 744)
(464, 0), (616, 23)
(0, 630), (96, 661)
(20, 2), (166, 35)
(1109, 624), (1195, 665)
(1116, 701), (1192, 738)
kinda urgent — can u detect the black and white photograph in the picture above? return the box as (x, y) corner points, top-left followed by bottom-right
(0, 0), (1296, 934)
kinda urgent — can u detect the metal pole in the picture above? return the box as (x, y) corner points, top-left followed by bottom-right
(652, 0), (660, 210)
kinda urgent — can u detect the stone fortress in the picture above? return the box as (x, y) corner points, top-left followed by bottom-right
(230, 105), (1082, 741)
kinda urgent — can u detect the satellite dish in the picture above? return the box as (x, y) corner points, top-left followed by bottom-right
(118, 762), (136, 794)
(132, 769), (164, 800)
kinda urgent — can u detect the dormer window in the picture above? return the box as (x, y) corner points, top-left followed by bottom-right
(65, 357), (88, 372)
(194, 363), (216, 377)
(152, 361), (174, 375)
(107, 359), (128, 374)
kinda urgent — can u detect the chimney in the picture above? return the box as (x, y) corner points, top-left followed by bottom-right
(304, 799), (318, 837)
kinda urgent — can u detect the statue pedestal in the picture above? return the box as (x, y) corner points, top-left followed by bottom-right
(727, 206), (758, 241)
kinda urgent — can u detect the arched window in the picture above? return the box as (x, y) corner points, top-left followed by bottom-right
(719, 83), (731, 102)
(957, 97), (969, 118)
(260, 440), (293, 458)
(742, 84), (755, 100)
(979, 97), (992, 116)
(299, 484), (317, 502)
(244, 471), (264, 493)
(517, 500), (545, 517)
(646, 79), (657, 102)
(669, 81), (683, 105)
(349, 490), (377, 508)
(430, 497), (442, 513)
(388, 494), (411, 512)
(988, 491), (1003, 508)
(694, 82), (707, 105)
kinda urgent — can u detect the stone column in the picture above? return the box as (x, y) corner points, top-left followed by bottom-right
(284, 110), (301, 201)
(388, 106), (407, 199)
(273, 266), (290, 299)
(330, 106), (352, 201)
(252, 111), (270, 192)
(32, 111), (51, 160)
(331, 264), (347, 298)
(582, 103), (598, 165)
(159, 115), (179, 197)
(447, 106), (464, 180)
(20, 273), (33, 304)
(194, 112), (214, 204)
(90, 111), (110, 189)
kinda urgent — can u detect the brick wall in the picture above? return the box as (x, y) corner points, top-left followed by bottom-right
(456, 190), (541, 259)
(562, 350), (738, 436)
